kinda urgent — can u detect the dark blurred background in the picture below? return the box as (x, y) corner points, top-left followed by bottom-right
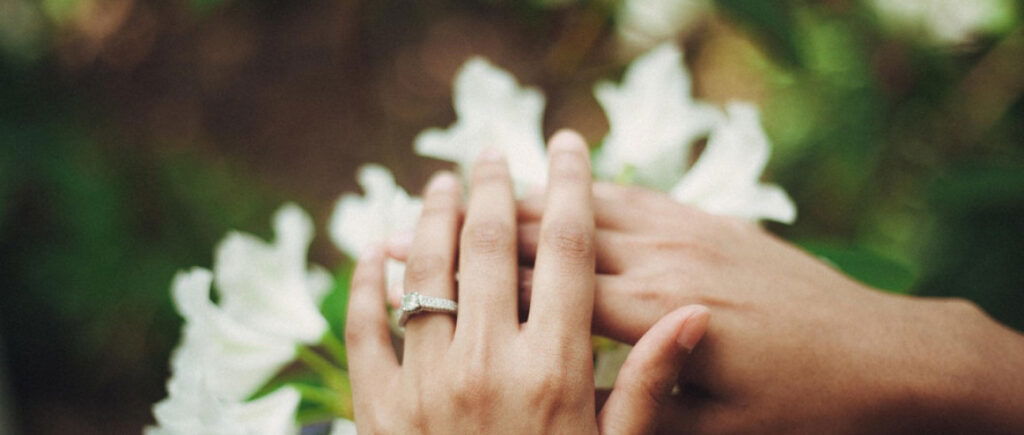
(1, 0), (1022, 433)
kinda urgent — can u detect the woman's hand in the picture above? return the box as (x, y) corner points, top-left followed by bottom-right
(346, 131), (711, 434)
(512, 183), (1024, 433)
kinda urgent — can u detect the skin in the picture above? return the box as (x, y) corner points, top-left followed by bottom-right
(511, 182), (1024, 434)
(389, 176), (1024, 433)
(346, 131), (711, 434)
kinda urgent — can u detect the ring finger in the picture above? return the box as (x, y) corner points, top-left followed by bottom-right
(402, 171), (462, 363)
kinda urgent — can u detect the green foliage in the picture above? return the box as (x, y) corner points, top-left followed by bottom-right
(321, 264), (355, 345)
(1, 1), (1022, 431)
(713, 0), (804, 67)
(916, 162), (1024, 330)
(798, 240), (916, 292)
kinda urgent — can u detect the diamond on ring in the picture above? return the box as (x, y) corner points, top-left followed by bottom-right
(398, 292), (458, 327)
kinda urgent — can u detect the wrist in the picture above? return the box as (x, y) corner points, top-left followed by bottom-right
(869, 297), (1024, 432)
(948, 301), (1024, 432)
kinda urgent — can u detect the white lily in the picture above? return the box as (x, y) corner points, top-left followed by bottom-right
(159, 203), (331, 402)
(147, 342), (301, 435)
(671, 102), (796, 223)
(594, 43), (720, 190)
(215, 204), (331, 345)
(615, 0), (710, 56)
(168, 268), (302, 402)
(329, 164), (422, 286)
(414, 57), (549, 193)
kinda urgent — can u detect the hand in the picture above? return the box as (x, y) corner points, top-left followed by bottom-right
(513, 183), (1024, 433)
(346, 131), (711, 434)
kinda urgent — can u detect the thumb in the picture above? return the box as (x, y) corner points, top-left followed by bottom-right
(597, 305), (710, 435)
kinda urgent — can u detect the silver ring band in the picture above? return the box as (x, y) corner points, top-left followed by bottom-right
(398, 292), (458, 327)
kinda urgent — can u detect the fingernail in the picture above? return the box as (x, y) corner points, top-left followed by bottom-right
(388, 231), (414, 253)
(676, 305), (711, 352)
(478, 147), (504, 162)
(426, 171), (458, 193)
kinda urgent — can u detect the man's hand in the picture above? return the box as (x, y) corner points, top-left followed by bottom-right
(512, 182), (1024, 433)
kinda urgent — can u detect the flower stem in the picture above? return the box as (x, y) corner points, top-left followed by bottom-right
(321, 332), (348, 369)
(297, 346), (341, 384)
(297, 345), (354, 419)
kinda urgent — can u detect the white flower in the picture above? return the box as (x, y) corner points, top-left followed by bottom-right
(329, 419), (358, 435)
(869, 0), (1017, 45)
(414, 58), (549, 192)
(329, 165), (421, 257)
(162, 203), (331, 401)
(594, 43), (720, 190)
(147, 347), (301, 435)
(215, 204), (331, 345)
(671, 103), (796, 223)
(614, 0), (710, 56)
(150, 204), (332, 432)
(330, 164), (421, 286)
(169, 268), (302, 401)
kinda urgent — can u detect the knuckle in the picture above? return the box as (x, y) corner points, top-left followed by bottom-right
(419, 200), (456, 220)
(404, 253), (449, 287)
(639, 375), (672, 409)
(650, 237), (727, 266)
(542, 222), (593, 260)
(525, 364), (584, 411)
(625, 276), (674, 306)
(350, 269), (379, 292)
(405, 402), (429, 433)
(344, 316), (380, 347)
(463, 220), (514, 255)
(450, 365), (497, 406)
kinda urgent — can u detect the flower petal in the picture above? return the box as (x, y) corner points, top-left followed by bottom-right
(329, 165), (422, 259)
(414, 57), (549, 192)
(670, 102), (796, 223)
(171, 268), (298, 401)
(595, 43), (720, 190)
(615, 0), (710, 55)
(213, 205), (329, 344)
(150, 351), (301, 435)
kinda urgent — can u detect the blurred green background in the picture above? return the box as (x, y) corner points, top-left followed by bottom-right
(0, 0), (1022, 432)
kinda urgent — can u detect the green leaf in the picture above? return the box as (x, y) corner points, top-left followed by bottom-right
(713, 0), (804, 68)
(797, 240), (916, 292)
(927, 165), (1024, 214)
(321, 263), (354, 341)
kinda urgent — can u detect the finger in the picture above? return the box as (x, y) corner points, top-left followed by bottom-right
(456, 148), (519, 338)
(519, 182), (695, 234)
(526, 129), (595, 338)
(518, 270), (663, 344)
(386, 231), (413, 261)
(598, 305), (711, 435)
(518, 223), (633, 273)
(346, 247), (400, 408)
(402, 172), (461, 360)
